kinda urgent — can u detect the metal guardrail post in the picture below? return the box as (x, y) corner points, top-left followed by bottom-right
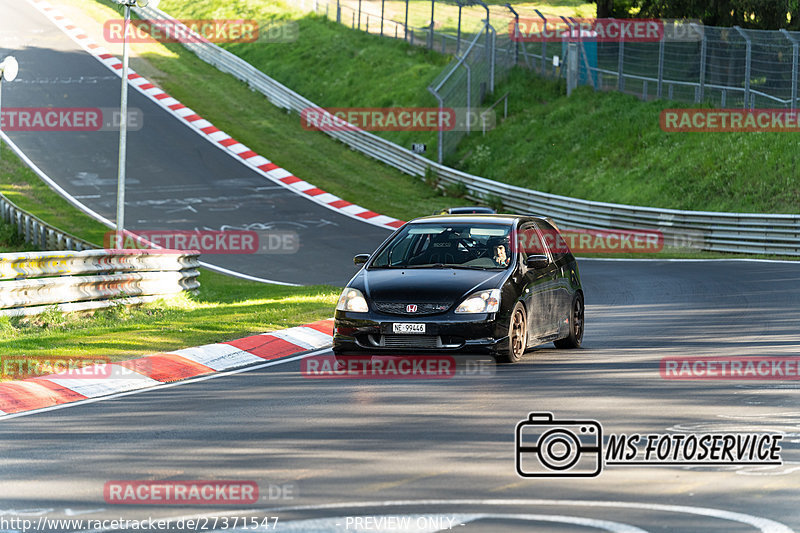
(781, 29), (798, 110)
(380, 0), (384, 36)
(734, 26), (751, 108)
(357, 0), (361, 30)
(336, 0), (340, 23)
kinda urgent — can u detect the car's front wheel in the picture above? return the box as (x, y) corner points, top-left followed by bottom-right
(554, 292), (584, 349)
(497, 302), (527, 364)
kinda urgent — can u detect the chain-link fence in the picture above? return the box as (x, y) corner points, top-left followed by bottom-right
(284, 0), (800, 158)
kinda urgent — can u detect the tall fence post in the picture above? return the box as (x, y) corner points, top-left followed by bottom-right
(456, 3), (463, 55)
(504, 4), (520, 65)
(466, 62), (472, 135)
(380, 0), (385, 37)
(534, 9), (547, 76)
(404, 0), (409, 41)
(735, 26), (751, 108)
(781, 29), (798, 110)
(698, 25), (707, 103)
(617, 33), (625, 90)
(488, 23), (496, 92)
(357, 0), (362, 29)
(429, 0), (435, 49)
(657, 38), (665, 98)
(336, 0), (341, 23)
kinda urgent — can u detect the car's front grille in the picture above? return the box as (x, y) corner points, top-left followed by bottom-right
(381, 335), (442, 349)
(359, 334), (464, 349)
(373, 302), (451, 315)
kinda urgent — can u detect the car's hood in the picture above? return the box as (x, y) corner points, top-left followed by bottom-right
(357, 268), (507, 303)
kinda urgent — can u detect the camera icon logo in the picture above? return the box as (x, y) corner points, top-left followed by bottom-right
(516, 412), (603, 477)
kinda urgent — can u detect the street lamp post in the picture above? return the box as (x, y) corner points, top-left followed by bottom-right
(0, 56), (19, 162)
(114, 0), (158, 246)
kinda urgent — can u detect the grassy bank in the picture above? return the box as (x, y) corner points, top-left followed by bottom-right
(148, 0), (797, 214)
(454, 70), (800, 213)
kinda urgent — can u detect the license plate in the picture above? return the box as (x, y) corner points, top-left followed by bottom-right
(392, 323), (426, 334)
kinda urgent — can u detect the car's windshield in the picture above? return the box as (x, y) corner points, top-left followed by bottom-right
(370, 223), (513, 269)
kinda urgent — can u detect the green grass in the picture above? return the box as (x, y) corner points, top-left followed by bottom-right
(0, 142), (110, 246)
(0, 270), (338, 362)
(453, 70), (800, 213)
(146, 0), (798, 215)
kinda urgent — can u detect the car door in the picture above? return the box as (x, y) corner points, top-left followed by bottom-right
(535, 220), (574, 331)
(517, 222), (560, 340)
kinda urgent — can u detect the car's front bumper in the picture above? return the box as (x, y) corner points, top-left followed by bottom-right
(333, 311), (510, 355)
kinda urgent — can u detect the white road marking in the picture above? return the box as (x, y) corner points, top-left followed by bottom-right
(0, 131), (300, 286)
(66, 499), (793, 533)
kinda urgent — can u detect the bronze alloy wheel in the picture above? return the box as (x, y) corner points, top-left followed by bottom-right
(499, 302), (527, 363)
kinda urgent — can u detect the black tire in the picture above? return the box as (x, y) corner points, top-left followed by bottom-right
(554, 292), (584, 349)
(497, 302), (527, 363)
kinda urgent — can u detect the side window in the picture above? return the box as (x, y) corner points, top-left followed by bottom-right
(536, 220), (569, 261)
(516, 222), (549, 262)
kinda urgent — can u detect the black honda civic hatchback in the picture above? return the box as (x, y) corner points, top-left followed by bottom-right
(333, 214), (584, 363)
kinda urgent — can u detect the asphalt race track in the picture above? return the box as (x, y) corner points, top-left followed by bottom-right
(1, 260), (798, 532)
(0, 0), (799, 531)
(0, 0), (392, 286)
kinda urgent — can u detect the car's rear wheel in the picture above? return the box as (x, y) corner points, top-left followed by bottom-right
(554, 292), (584, 349)
(497, 302), (527, 363)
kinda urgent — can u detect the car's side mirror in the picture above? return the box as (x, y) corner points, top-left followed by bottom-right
(526, 254), (550, 270)
(353, 254), (370, 266)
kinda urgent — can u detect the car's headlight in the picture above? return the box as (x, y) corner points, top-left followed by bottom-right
(336, 287), (369, 312)
(455, 289), (501, 314)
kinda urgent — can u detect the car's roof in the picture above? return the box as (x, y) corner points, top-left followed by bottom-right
(443, 206), (496, 214)
(410, 214), (546, 225)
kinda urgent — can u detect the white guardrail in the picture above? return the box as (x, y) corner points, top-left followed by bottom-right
(139, 6), (800, 256)
(0, 249), (200, 316)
